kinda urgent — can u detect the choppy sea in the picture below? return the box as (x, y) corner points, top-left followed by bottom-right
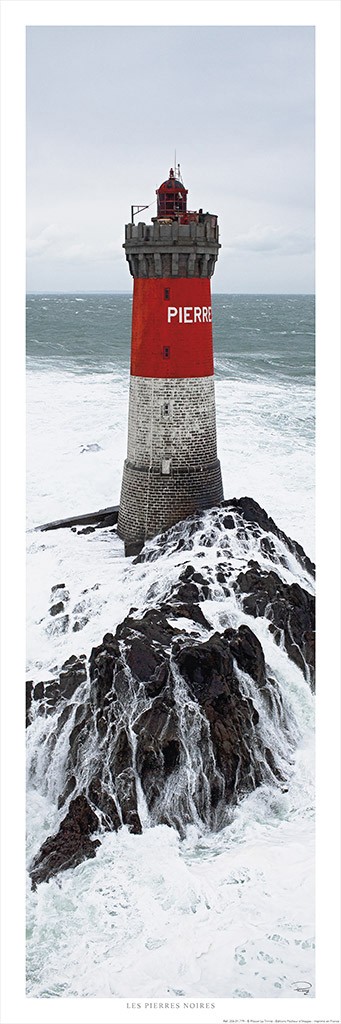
(26, 292), (315, 1000)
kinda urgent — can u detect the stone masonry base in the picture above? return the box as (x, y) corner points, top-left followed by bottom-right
(117, 458), (224, 553)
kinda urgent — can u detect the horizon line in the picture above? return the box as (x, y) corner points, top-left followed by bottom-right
(26, 289), (315, 297)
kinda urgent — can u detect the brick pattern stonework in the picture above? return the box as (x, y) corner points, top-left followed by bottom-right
(118, 459), (223, 549)
(118, 374), (223, 547)
(125, 376), (218, 470)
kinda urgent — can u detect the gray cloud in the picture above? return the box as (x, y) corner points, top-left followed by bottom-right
(227, 225), (314, 256)
(26, 224), (62, 257)
(27, 228), (121, 264)
(26, 26), (315, 293)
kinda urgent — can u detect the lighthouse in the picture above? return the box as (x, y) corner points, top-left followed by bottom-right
(118, 166), (224, 556)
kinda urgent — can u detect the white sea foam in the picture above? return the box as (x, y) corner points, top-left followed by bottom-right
(26, 304), (315, 999)
(26, 756), (315, 999)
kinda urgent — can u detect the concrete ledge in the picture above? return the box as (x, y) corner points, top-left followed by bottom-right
(37, 505), (119, 533)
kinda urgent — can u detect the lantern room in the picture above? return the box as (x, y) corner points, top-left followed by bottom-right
(156, 167), (188, 221)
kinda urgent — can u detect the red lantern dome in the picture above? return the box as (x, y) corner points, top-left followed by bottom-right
(156, 167), (188, 220)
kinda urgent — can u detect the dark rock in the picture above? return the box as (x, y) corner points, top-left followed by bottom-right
(87, 775), (121, 831)
(222, 514), (235, 530)
(27, 657), (88, 723)
(260, 535), (279, 561)
(29, 794), (100, 888)
(44, 679), (61, 707)
(235, 566), (315, 687)
(50, 601), (64, 616)
(33, 681), (44, 701)
(29, 496), (315, 884)
(89, 635), (121, 707)
(135, 689), (179, 811)
(116, 608), (174, 650)
(102, 632), (116, 644)
(57, 773), (77, 809)
(174, 624), (286, 801)
(164, 601), (211, 630)
(175, 573), (211, 602)
(225, 496), (315, 577)
(216, 570), (227, 585)
(115, 769), (142, 833)
(124, 634), (162, 682)
(72, 619), (89, 632)
(62, 654), (78, 668)
(59, 657), (87, 699)
(179, 564), (195, 581)
(26, 680), (33, 726)
(56, 704), (72, 735)
(174, 581), (200, 604)
(30, 678), (59, 716)
(223, 624), (267, 689)
(144, 662), (169, 697)
(110, 726), (132, 777)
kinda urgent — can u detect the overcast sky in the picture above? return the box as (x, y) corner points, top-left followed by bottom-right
(26, 26), (315, 293)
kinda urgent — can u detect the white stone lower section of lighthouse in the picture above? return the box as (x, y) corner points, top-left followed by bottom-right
(118, 376), (224, 548)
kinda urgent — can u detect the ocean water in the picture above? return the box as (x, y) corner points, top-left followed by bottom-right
(26, 292), (315, 1000)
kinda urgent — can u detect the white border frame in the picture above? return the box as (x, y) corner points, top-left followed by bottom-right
(1, 3), (340, 1023)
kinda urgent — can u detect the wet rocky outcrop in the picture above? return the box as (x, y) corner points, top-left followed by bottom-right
(135, 496), (315, 578)
(26, 654), (87, 727)
(234, 564), (315, 688)
(27, 498), (315, 887)
(227, 496), (315, 578)
(30, 795), (100, 890)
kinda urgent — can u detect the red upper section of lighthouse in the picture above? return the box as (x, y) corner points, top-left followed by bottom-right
(156, 167), (188, 221)
(131, 278), (214, 379)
